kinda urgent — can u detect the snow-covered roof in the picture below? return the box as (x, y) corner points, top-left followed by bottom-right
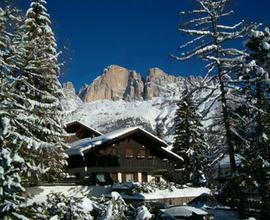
(65, 120), (103, 135)
(165, 205), (208, 217)
(68, 136), (109, 156)
(67, 127), (181, 160)
(161, 147), (183, 161)
(112, 182), (135, 190)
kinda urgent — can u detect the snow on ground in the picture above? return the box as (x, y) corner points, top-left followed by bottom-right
(121, 187), (210, 200)
(143, 187), (210, 200)
(27, 185), (111, 205)
(27, 185), (243, 219)
(27, 185), (210, 204)
(108, 183), (210, 201)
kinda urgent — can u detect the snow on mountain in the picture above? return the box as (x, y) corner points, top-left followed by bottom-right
(62, 82), (82, 112)
(63, 98), (178, 144)
(61, 65), (217, 145)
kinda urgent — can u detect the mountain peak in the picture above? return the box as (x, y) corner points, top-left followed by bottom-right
(148, 67), (167, 79)
(77, 65), (184, 102)
(78, 65), (143, 102)
(103, 65), (128, 75)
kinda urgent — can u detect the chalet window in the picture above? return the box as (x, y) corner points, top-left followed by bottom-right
(125, 173), (134, 182)
(137, 149), (146, 158)
(125, 148), (133, 158)
(110, 173), (118, 182)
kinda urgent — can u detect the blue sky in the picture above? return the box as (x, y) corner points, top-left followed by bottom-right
(17, 0), (270, 90)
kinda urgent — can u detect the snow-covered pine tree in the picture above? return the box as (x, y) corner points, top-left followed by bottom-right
(173, 0), (255, 174)
(15, 0), (67, 183)
(173, 85), (207, 186)
(237, 27), (270, 219)
(242, 28), (270, 160)
(0, 2), (26, 218)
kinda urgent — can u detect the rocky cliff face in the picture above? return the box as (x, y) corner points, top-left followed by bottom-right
(144, 68), (184, 100)
(62, 82), (82, 111)
(61, 65), (217, 143)
(63, 81), (76, 99)
(78, 65), (185, 102)
(78, 65), (144, 102)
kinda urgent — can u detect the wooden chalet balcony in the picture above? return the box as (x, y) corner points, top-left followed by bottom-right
(119, 157), (173, 170)
(68, 155), (177, 173)
(91, 156), (176, 172)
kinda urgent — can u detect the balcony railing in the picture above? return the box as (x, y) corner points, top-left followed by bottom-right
(69, 155), (177, 171)
(93, 156), (175, 170)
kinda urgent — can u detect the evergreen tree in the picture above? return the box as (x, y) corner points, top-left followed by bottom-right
(242, 28), (270, 161)
(173, 87), (207, 186)
(237, 27), (270, 219)
(173, 0), (255, 174)
(15, 0), (67, 183)
(0, 2), (26, 218)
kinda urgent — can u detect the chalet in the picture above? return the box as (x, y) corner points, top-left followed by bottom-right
(66, 126), (183, 183)
(65, 121), (102, 143)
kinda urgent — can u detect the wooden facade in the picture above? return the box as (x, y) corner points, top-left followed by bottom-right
(67, 126), (182, 183)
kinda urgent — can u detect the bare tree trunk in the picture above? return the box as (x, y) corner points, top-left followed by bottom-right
(213, 18), (237, 173)
(217, 68), (237, 172)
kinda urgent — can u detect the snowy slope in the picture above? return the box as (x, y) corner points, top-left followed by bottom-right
(63, 97), (178, 144)
(61, 70), (218, 145)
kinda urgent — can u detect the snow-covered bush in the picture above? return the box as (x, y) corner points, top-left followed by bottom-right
(134, 181), (181, 193)
(45, 193), (93, 219)
(103, 191), (127, 220)
(135, 205), (152, 220)
(26, 192), (96, 220)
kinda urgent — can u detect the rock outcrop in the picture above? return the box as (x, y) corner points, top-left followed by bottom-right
(76, 65), (185, 102)
(63, 81), (77, 99)
(144, 68), (182, 99)
(62, 82), (82, 111)
(79, 65), (144, 102)
(124, 70), (144, 101)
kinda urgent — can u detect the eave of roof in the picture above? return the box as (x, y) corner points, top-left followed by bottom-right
(65, 120), (103, 135)
(161, 147), (183, 161)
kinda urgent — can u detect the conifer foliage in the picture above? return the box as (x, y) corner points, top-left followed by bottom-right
(173, 87), (207, 186)
(173, 0), (255, 174)
(17, 0), (67, 182)
(1, 0), (67, 218)
(236, 27), (270, 219)
(0, 2), (26, 218)
(242, 28), (270, 161)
